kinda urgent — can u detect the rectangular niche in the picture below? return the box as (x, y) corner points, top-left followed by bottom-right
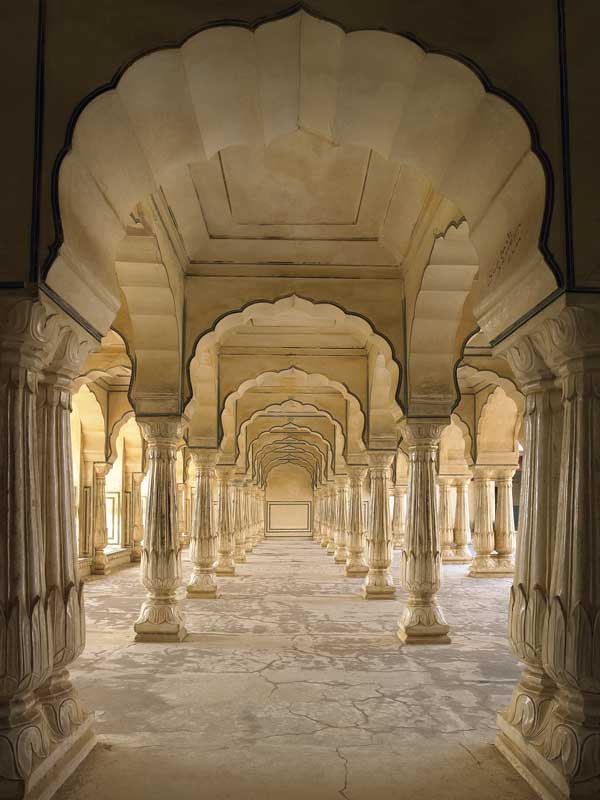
(267, 501), (312, 536)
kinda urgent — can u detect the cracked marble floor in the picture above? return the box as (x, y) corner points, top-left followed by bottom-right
(56, 540), (536, 800)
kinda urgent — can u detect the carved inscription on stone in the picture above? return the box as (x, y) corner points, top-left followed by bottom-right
(488, 224), (523, 287)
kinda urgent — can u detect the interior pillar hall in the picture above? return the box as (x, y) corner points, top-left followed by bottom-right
(450, 475), (473, 563)
(133, 416), (186, 643)
(0, 294), (96, 798)
(496, 305), (600, 800)
(346, 466), (369, 576)
(398, 420), (450, 644)
(363, 452), (396, 599)
(334, 475), (350, 564)
(391, 482), (408, 550)
(215, 466), (235, 576)
(91, 462), (111, 575)
(187, 450), (218, 599)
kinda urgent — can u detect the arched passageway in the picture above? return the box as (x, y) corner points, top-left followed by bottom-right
(1, 8), (598, 800)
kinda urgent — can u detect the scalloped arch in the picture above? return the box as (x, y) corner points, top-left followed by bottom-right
(45, 6), (560, 341)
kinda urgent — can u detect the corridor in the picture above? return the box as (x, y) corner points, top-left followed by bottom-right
(56, 541), (535, 800)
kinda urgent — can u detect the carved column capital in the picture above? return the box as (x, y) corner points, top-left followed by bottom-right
(347, 465), (368, 486)
(367, 450), (395, 472)
(136, 415), (186, 447)
(401, 418), (448, 447)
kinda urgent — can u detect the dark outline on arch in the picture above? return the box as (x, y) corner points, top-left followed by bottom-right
(39, 1), (565, 297)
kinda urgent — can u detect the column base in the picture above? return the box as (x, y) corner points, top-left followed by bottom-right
(492, 553), (515, 573)
(326, 543), (336, 555)
(468, 554), (508, 577)
(397, 602), (450, 644)
(495, 713), (591, 800)
(234, 549), (247, 563)
(215, 562), (236, 576)
(133, 598), (187, 642)
(443, 545), (473, 564)
(346, 560), (369, 577)
(6, 713), (96, 800)
(441, 546), (457, 562)
(320, 540), (329, 548)
(130, 548), (142, 563)
(245, 544), (253, 553)
(334, 547), (348, 564)
(186, 571), (219, 599)
(362, 569), (396, 599)
(91, 555), (110, 575)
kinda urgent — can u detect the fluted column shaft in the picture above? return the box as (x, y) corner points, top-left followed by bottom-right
(540, 312), (600, 796)
(346, 466), (369, 576)
(391, 483), (408, 550)
(243, 488), (251, 552)
(451, 476), (473, 563)
(498, 343), (562, 746)
(398, 420), (450, 643)
(363, 452), (395, 599)
(437, 476), (456, 562)
(215, 466), (235, 575)
(326, 486), (337, 555)
(187, 451), (218, 598)
(36, 340), (96, 742)
(334, 477), (350, 564)
(133, 417), (186, 642)
(493, 467), (516, 573)
(176, 482), (188, 548)
(130, 472), (144, 562)
(495, 306), (600, 799)
(232, 481), (247, 563)
(0, 295), (99, 792)
(468, 469), (498, 576)
(91, 462), (111, 575)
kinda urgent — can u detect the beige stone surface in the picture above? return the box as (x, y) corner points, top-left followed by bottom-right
(55, 541), (536, 800)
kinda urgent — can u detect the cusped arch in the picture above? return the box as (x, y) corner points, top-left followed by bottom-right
(238, 400), (346, 470)
(186, 294), (401, 446)
(477, 386), (521, 464)
(219, 367), (366, 458)
(46, 7), (558, 346)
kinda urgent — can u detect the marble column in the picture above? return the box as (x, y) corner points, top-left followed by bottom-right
(91, 462), (111, 575)
(493, 467), (516, 573)
(244, 487), (254, 553)
(437, 476), (456, 562)
(498, 305), (600, 799)
(326, 484), (337, 555)
(177, 481), (188, 549)
(468, 468), (498, 576)
(391, 483), (408, 550)
(320, 486), (332, 548)
(398, 420), (450, 643)
(133, 416), (186, 642)
(495, 332), (562, 767)
(539, 308), (600, 799)
(346, 466), (369, 576)
(363, 452), (396, 599)
(130, 472), (144, 562)
(215, 466), (236, 576)
(334, 476), (350, 564)
(313, 487), (322, 543)
(0, 295), (96, 796)
(187, 450), (218, 598)
(451, 475), (473, 563)
(232, 480), (247, 563)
